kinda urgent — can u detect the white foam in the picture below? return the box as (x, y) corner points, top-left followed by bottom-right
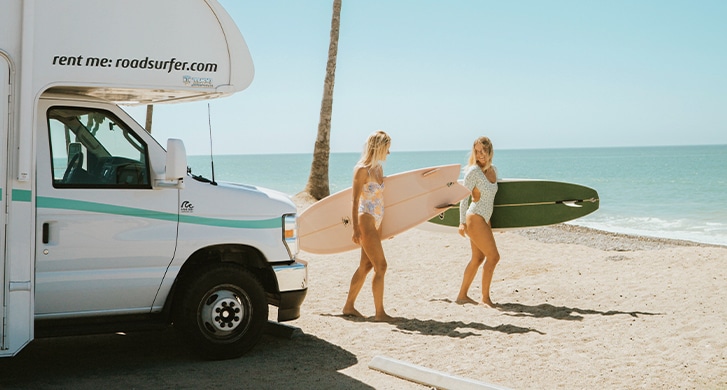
(573, 216), (727, 246)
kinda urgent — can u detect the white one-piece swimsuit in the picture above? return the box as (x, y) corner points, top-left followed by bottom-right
(459, 165), (498, 224)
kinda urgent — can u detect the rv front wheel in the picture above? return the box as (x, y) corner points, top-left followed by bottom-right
(175, 264), (268, 360)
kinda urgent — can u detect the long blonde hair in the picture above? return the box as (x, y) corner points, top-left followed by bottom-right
(466, 136), (494, 170)
(357, 130), (391, 169)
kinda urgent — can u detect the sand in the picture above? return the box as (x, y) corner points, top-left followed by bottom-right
(283, 194), (727, 389)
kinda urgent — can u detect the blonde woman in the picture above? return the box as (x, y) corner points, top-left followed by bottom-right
(342, 130), (394, 322)
(457, 136), (501, 307)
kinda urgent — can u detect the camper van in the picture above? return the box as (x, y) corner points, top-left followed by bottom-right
(0, 0), (307, 359)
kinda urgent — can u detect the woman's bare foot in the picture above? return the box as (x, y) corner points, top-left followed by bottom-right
(373, 312), (396, 322)
(481, 298), (497, 308)
(342, 306), (364, 318)
(456, 296), (478, 305)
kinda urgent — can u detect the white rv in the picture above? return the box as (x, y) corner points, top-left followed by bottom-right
(1, 0), (307, 359)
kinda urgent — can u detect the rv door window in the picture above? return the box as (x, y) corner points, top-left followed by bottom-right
(47, 107), (151, 188)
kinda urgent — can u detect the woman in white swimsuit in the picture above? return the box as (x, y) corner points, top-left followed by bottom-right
(343, 130), (394, 322)
(457, 136), (501, 307)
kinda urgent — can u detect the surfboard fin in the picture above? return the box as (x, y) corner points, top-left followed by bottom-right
(422, 168), (440, 177)
(561, 200), (582, 208)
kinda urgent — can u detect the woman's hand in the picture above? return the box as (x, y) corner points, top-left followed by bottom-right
(458, 223), (467, 238)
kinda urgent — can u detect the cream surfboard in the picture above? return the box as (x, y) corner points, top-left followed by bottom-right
(298, 164), (470, 254)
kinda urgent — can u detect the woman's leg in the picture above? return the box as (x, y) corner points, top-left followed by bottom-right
(358, 214), (393, 321)
(342, 248), (373, 317)
(466, 214), (500, 307)
(456, 239), (485, 304)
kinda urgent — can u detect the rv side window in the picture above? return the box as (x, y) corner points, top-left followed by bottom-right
(47, 107), (151, 188)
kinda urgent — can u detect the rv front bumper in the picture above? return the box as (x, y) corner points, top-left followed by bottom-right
(271, 259), (308, 321)
(276, 288), (307, 321)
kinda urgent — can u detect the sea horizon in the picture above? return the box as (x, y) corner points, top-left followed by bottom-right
(191, 142), (727, 158)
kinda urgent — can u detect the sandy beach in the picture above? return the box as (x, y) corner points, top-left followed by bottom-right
(1, 197), (725, 389)
(288, 231), (726, 388)
(283, 195), (727, 389)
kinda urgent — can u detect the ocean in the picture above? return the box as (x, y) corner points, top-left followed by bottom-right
(188, 144), (727, 246)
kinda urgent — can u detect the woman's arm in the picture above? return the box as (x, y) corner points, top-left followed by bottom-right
(351, 166), (367, 243)
(459, 167), (476, 237)
(459, 195), (470, 226)
(459, 167), (476, 224)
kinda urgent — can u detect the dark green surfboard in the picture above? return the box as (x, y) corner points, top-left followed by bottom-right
(428, 180), (599, 229)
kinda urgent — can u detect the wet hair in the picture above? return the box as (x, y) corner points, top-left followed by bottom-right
(357, 130), (391, 169)
(466, 136), (494, 170)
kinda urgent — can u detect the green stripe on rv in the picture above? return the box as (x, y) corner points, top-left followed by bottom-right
(36, 196), (281, 229)
(178, 214), (281, 229)
(12, 189), (32, 201)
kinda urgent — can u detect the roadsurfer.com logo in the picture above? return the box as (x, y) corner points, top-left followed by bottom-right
(183, 75), (213, 88)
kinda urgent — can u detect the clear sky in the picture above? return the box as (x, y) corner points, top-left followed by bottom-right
(126, 0), (727, 156)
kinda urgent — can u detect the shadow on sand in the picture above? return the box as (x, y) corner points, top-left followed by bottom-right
(0, 327), (372, 390)
(496, 302), (663, 321)
(330, 313), (545, 337)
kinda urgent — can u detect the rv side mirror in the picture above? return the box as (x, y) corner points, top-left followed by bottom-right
(166, 138), (187, 181)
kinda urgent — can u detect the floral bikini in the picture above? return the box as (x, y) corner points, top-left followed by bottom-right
(358, 181), (385, 228)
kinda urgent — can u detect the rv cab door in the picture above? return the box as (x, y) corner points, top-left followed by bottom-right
(1, 55), (34, 356)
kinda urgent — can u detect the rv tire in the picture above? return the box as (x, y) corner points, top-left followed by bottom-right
(174, 264), (268, 360)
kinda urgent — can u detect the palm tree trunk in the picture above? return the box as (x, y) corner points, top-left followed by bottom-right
(304, 0), (341, 200)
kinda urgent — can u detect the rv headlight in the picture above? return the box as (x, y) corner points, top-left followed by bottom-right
(283, 213), (299, 258)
